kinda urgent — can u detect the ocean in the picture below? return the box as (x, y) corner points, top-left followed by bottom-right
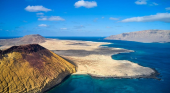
(1, 37), (170, 93)
(46, 37), (170, 93)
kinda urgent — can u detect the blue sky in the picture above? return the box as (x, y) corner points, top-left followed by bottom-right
(0, 0), (170, 37)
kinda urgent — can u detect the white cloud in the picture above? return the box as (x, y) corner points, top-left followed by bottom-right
(135, 0), (147, 5)
(150, 2), (158, 6)
(38, 24), (47, 27)
(38, 16), (65, 21)
(74, 0), (97, 8)
(48, 16), (65, 21)
(74, 25), (85, 29)
(25, 5), (52, 12)
(166, 7), (170, 11)
(38, 17), (47, 20)
(121, 13), (170, 23)
(109, 17), (119, 20)
(152, 2), (158, 5)
(60, 28), (67, 30)
(36, 13), (44, 15)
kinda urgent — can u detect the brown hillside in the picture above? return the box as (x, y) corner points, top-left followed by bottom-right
(0, 34), (46, 47)
(0, 44), (76, 93)
(19, 34), (46, 44)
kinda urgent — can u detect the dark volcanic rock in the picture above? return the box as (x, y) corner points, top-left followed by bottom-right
(1, 44), (46, 54)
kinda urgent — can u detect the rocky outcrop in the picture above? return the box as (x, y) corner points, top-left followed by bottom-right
(0, 34), (46, 46)
(105, 30), (170, 43)
(0, 44), (76, 93)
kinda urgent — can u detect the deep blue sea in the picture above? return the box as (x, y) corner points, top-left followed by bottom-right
(1, 37), (170, 93)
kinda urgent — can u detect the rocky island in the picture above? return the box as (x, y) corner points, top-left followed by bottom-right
(105, 30), (170, 43)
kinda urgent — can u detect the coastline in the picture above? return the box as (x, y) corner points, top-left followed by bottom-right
(39, 39), (157, 79)
(0, 38), (158, 79)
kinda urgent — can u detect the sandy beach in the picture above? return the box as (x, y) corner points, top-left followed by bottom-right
(39, 39), (156, 78)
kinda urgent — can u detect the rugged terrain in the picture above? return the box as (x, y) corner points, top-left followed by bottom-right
(0, 44), (76, 93)
(105, 30), (170, 43)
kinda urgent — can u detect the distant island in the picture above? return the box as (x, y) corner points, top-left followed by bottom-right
(105, 30), (170, 43)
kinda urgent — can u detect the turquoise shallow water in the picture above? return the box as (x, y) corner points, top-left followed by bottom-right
(46, 37), (170, 93)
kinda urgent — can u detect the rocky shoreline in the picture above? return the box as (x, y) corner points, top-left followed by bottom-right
(88, 68), (159, 80)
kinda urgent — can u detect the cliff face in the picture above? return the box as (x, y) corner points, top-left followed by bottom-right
(105, 30), (170, 43)
(0, 44), (76, 93)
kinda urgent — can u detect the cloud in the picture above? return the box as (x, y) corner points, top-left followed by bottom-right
(121, 13), (170, 23)
(74, 25), (85, 29)
(38, 24), (47, 27)
(150, 2), (158, 6)
(166, 7), (170, 11)
(74, 0), (97, 8)
(25, 5), (52, 12)
(36, 13), (44, 15)
(48, 16), (65, 21)
(152, 2), (158, 5)
(38, 16), (65, 21)
(102, 17), (104, 18)
(135, 0), (147, 5)
(60, 28), (67, 30)
(109, 17), (119, 20)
